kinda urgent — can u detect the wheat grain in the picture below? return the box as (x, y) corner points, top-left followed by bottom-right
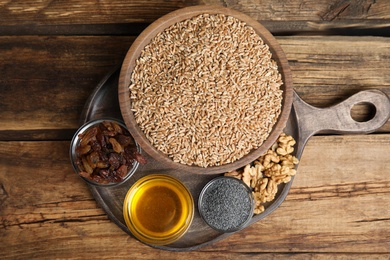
(129, 13), (283, 167)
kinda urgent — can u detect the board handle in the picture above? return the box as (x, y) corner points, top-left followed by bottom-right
(293, 89), (390, 158)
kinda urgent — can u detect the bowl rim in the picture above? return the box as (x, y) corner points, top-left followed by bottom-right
(118, 5), (293, 175)
(69, 117), (140, 187)
(198, 176), (254, 233)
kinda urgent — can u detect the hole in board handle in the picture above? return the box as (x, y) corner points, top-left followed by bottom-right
(350, 102), (377, 122)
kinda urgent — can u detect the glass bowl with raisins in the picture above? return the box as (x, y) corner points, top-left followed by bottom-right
(70, 118), (146, 186)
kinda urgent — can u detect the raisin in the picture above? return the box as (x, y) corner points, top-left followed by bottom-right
(75, 121), (144, 184)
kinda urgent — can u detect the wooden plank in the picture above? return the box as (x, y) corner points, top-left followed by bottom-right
(214, 134), (390, 253)
(0, 35), (388, 139)
(0, 36), (134, 138)
(0, 135), (389, 258)
(279, 35), (390, 128)
(0, 1), (389, 35)
(0, 0), (197, 26)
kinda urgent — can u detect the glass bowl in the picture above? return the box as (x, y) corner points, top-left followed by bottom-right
(123, 174), (194, 245)
(70, 118), (141, 186)
(198, 176), (254, 233)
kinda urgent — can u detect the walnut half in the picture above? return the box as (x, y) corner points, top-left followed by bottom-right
(224, 133), (299, 214)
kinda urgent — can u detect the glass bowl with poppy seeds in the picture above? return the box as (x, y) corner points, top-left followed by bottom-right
(198, 176), (254, 233)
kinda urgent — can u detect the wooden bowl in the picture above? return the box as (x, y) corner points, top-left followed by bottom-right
(118, 5), (293, 175)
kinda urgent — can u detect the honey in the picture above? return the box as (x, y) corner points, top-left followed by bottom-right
(123, 174), (194, 245)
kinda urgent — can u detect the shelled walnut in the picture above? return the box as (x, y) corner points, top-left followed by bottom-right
(225, 133), (299, 214)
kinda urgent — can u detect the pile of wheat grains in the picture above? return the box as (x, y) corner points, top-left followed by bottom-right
(129, 13), (283, 168)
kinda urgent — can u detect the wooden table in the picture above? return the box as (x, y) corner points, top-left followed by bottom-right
(1, 1), (389, 259)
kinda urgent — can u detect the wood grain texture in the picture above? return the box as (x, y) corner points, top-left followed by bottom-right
(0, 0), (389, 257)
(0, 35), (133, 137)
(0, 35), (388, 139)
(283, 36), (390, 133)
(0, 0), (198, 25)
(1, 135), (389, 258)
(0, 0), (389, 35)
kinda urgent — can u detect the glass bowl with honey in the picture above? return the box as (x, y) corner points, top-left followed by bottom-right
(123, 174), (194, 246)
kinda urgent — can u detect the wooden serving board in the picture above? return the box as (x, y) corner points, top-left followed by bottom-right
(79, 68), (390, 251)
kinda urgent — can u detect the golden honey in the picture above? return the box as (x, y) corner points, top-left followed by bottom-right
(123, 174), (194, 245)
